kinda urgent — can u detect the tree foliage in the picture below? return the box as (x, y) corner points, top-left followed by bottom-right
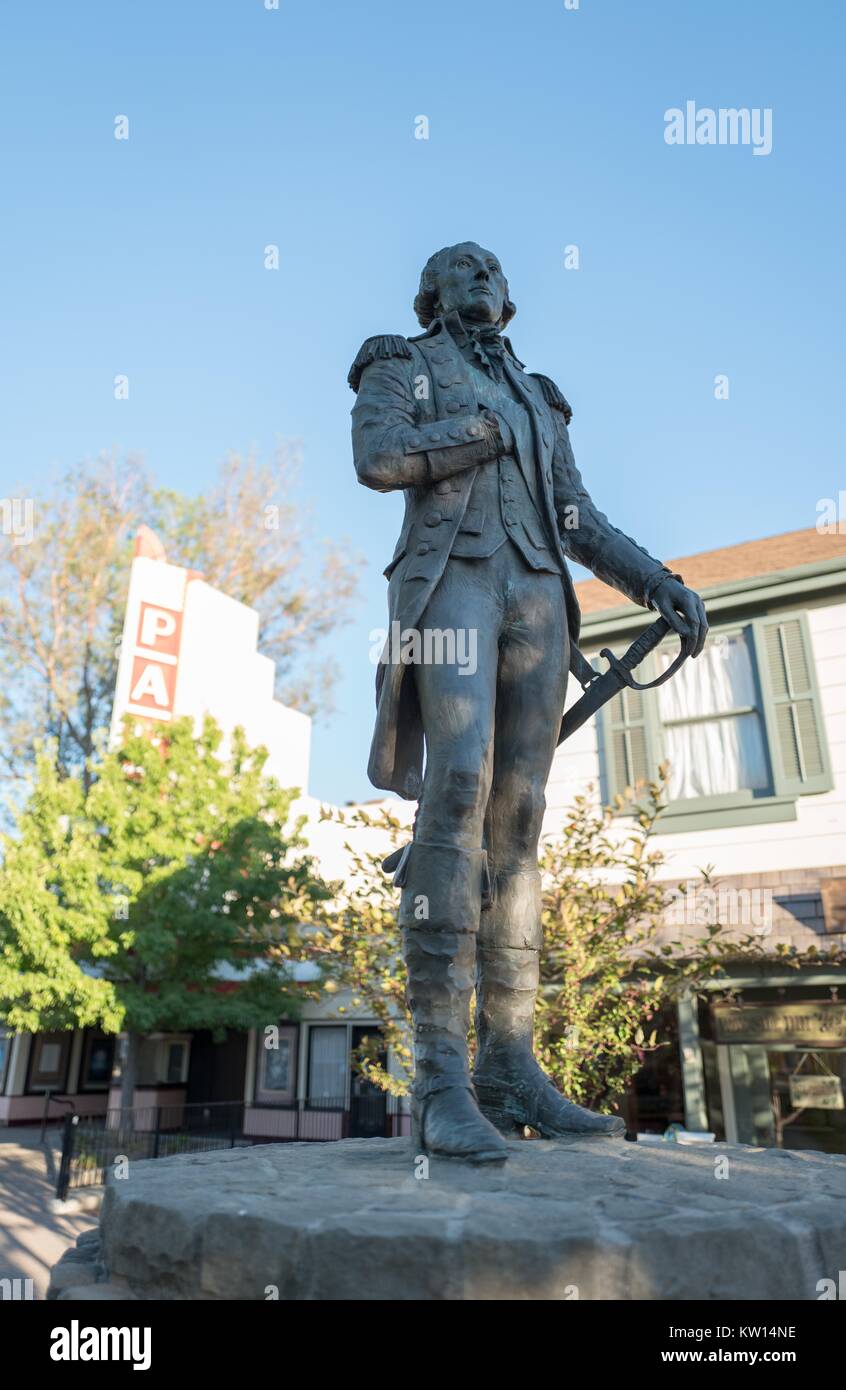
(0, 716), (331, 1043)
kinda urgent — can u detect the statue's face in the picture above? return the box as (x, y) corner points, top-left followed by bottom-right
(434, 243), (507, 325)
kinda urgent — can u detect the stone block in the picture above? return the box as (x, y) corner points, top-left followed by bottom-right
(61, 1136), (846, 1301)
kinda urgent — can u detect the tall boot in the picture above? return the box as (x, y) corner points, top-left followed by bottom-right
(397, 841), (509, 1163)
(473, 866), (625, 1138)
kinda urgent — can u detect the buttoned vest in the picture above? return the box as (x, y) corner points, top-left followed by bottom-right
(450, 361), (562, 573)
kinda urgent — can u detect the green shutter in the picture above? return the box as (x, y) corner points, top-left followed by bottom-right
(600, 679), (656, 802)
(755, 613), (832, 796)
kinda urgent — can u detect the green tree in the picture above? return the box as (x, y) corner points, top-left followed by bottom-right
(536, 781), (753, 1113)
(0, 715), (331, 1107)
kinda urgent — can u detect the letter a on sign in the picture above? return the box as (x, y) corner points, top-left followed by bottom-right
(130, 663), (171, 708)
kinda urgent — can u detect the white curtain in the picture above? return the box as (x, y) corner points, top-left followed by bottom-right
(308, 1027), (348, 1104)
(657, 633), (769, 799)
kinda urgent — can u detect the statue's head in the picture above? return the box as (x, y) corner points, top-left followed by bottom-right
(414, 242), (516, 330)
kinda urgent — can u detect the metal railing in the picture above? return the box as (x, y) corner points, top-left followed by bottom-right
(56, 1100), (247, 1200)
(55, 1094), (396, 1199)
(39, 1089), (76, 1143)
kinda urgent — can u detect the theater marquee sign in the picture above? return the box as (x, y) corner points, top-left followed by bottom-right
(109, 527), (200, 740)
(712, 1001), (846, 1048)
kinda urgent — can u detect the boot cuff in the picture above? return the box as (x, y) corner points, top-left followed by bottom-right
(479, 866), (542, 949)
(397, 841), (490, 931)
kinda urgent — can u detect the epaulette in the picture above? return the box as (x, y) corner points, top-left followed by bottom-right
(348, 334), (413, 392)
(529, 373), (573, 424)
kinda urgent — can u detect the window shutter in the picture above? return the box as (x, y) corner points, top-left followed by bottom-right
(755, 613), (832, 796)
(600, 681), (655, 802)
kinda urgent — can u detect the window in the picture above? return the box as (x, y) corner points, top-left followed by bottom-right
(307, 1026), (348, 1107)
(165, 1042), (188, 1084)
(655, 629), (769, 799)
(80, 1032), (115, 1090)
(136, 1035), (190, 1086)
(254, 1024), (298, 1106)
(599, 610), (832, 828)
(27, 1032), (71, 1092)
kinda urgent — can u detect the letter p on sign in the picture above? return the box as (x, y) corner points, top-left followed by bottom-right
(140, 605), (178, 650)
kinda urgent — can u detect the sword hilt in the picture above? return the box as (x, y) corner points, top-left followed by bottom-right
(599, 616), (687, 692)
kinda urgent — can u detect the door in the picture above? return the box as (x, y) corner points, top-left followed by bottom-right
(349, 1026), (388, 1138)
(186, 1031), (248, 1105)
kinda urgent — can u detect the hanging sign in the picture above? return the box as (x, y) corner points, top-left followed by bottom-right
(788, 1074), (844, 1110)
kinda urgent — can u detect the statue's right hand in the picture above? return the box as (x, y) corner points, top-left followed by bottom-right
(481, 409), (513, 457)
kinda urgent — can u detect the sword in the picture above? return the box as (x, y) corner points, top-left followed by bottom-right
(558, 616), (690, 746)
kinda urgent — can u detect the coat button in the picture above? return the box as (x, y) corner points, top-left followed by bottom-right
(430, 432), (440, 442)
(446, 402), (461, 414)
(448, 427), (463, 439)
(434, 480), (451, 495)
(546, 469), (552, 483)
(409, 436), (421, 448)
(467, 423), (483, 437)
(416, 542), (432, 555)
(425, 512), (442, 526)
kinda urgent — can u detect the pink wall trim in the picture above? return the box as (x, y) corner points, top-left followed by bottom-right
(244, 1107), (299, 1139)
(0, 1093), (108, 1124)
(243, 1107), (346, 1141)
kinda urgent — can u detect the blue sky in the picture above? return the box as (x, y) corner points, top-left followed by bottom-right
(1, 1), (843, 804)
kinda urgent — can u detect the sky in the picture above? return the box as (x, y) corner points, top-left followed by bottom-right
(1, 0), (843, 805)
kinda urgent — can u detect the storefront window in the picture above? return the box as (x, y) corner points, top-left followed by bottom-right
(27, 1032), (71, 1092)
(81, 1031), (115, 1090)
(623, 1005), (685, 1133)
(307, 1026), (348, 1108)
(254, 1024), (298, 1106)
(136, 1036), (190, 1086)
(165, 1042), (188, 1084)
(768, 1051), (846, 1154)
(698, 986), (846, 1151)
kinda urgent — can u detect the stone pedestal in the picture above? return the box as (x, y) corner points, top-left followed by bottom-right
(50, 1135), (846, 1300)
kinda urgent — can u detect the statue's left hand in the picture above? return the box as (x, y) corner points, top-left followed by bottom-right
(651, 577), (708, 657)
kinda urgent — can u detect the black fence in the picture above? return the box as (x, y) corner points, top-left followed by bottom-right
(55, 1095), (397, 1199)
(56, 1101), (247, 1200)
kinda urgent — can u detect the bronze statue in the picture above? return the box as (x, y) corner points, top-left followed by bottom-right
(350, 243), (707, 1162)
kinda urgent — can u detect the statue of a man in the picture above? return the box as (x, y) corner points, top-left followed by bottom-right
(349, 243), (707, 1162)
